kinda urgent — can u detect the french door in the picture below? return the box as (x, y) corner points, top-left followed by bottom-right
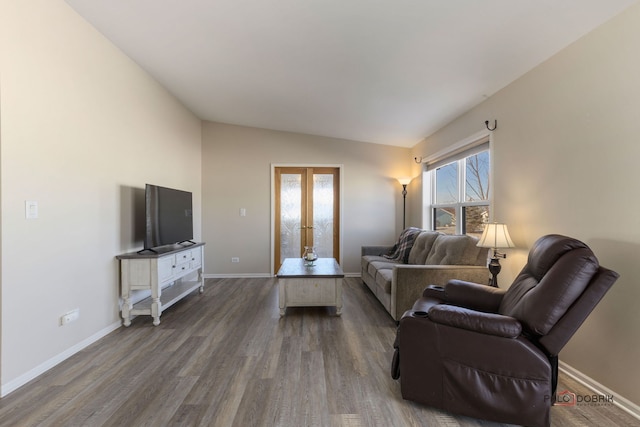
(274, 167), (340, 272)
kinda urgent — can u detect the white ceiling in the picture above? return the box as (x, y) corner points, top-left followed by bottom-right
(65, 0), (637, 147)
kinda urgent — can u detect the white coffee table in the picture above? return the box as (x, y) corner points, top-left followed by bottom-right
(277, 258), (344, 316)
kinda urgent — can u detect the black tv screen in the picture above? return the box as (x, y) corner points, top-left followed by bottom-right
(144, 184), (193, 249)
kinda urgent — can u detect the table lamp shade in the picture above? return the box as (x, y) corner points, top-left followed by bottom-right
(477, 223), (514, 249)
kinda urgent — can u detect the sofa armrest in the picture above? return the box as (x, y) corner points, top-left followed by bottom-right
(428, 304), (522, 338)
(390, 265), (489, 321)
(444, 279), (506, 312)
(361, 245), (394, 256)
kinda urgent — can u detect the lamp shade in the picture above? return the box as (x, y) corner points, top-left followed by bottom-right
(397, 177), (412, 186)
(477, 223), (515, 249)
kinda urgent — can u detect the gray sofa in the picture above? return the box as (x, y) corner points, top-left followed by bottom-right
(361, 230), (490, 320)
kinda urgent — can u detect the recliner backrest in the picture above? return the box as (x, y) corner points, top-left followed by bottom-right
(539, 266), (619, 355)
(499, 235), (600, 336)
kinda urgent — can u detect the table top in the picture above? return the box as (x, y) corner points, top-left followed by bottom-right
(116, 242), (205, 259)
(276, 258), (344, 278)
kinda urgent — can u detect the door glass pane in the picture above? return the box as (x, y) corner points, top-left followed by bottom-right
(465, 151), (490, 201)
(464, 206), (489, 238)
(280, 174), (302, 260)
(433, 208), (456, 234)
(313, 174), (334, 258)
(435, 162), (458, 204)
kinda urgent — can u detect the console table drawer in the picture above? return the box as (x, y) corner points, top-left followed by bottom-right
(175, 250), (192, 265)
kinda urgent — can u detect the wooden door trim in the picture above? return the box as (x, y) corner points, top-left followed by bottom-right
(271, 164), (343, 275)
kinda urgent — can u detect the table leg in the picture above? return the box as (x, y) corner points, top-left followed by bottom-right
(279, 279), (286, 316)
(122, 297), (132, 327)
(336, 277), (343, 316)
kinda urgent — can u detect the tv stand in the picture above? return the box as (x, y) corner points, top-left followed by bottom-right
(117, 242), (205, 326)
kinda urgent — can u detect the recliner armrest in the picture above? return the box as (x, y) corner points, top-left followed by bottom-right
(409, 296), (441, 316)
(428, 304), (522, 338)
(444, 279), (506, 312)
(422, 284), (445, 299)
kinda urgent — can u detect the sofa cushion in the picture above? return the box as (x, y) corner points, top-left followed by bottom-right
(375, 268), (394, 293)
(461, 236), (488, 266)
(425, 235), (480, 265)
(408, 231), (441, 264)
(361, 255), (377, 271)
(383, 227), (422, 263)
(367, 259), (397, 279)
(362, 255), (392, 271)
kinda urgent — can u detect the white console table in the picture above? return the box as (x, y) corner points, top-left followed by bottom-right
(116, 242), (205, 326)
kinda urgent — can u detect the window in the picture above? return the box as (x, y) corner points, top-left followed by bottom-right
(426, 140), (490, 238)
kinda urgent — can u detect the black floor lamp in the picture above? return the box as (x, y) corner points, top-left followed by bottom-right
(397, 177), (412, 229)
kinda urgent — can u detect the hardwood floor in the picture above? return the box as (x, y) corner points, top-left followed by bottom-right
(0, 277), (637, 426)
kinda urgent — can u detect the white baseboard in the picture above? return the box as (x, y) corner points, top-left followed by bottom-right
(204, 272), (362, 279)
(204, 273), (272, 279)
(559, 361), (640, 420)
(1, 321), (122, 397)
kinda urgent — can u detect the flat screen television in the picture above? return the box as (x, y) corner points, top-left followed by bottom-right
(144, 184), (194, 251)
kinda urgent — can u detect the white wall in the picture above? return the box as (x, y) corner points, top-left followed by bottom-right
(0, 0), (202, 392)
(201, 121), (412, 276)
(411, 3), (640, 405)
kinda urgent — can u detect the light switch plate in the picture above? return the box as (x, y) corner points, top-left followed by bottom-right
(25, 200), (38, 219)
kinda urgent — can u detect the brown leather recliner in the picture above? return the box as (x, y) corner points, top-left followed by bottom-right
(391, 234), (619, 427)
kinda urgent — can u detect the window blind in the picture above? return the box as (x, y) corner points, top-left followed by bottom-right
(425, 138), (490, 171)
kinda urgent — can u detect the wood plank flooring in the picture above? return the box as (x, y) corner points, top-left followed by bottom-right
(0, 277), (637, 426)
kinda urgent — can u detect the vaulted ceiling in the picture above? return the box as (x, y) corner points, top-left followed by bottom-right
(65, 0), (637, 147)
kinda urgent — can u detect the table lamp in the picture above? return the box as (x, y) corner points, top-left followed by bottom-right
(477, 223), (514, 287)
